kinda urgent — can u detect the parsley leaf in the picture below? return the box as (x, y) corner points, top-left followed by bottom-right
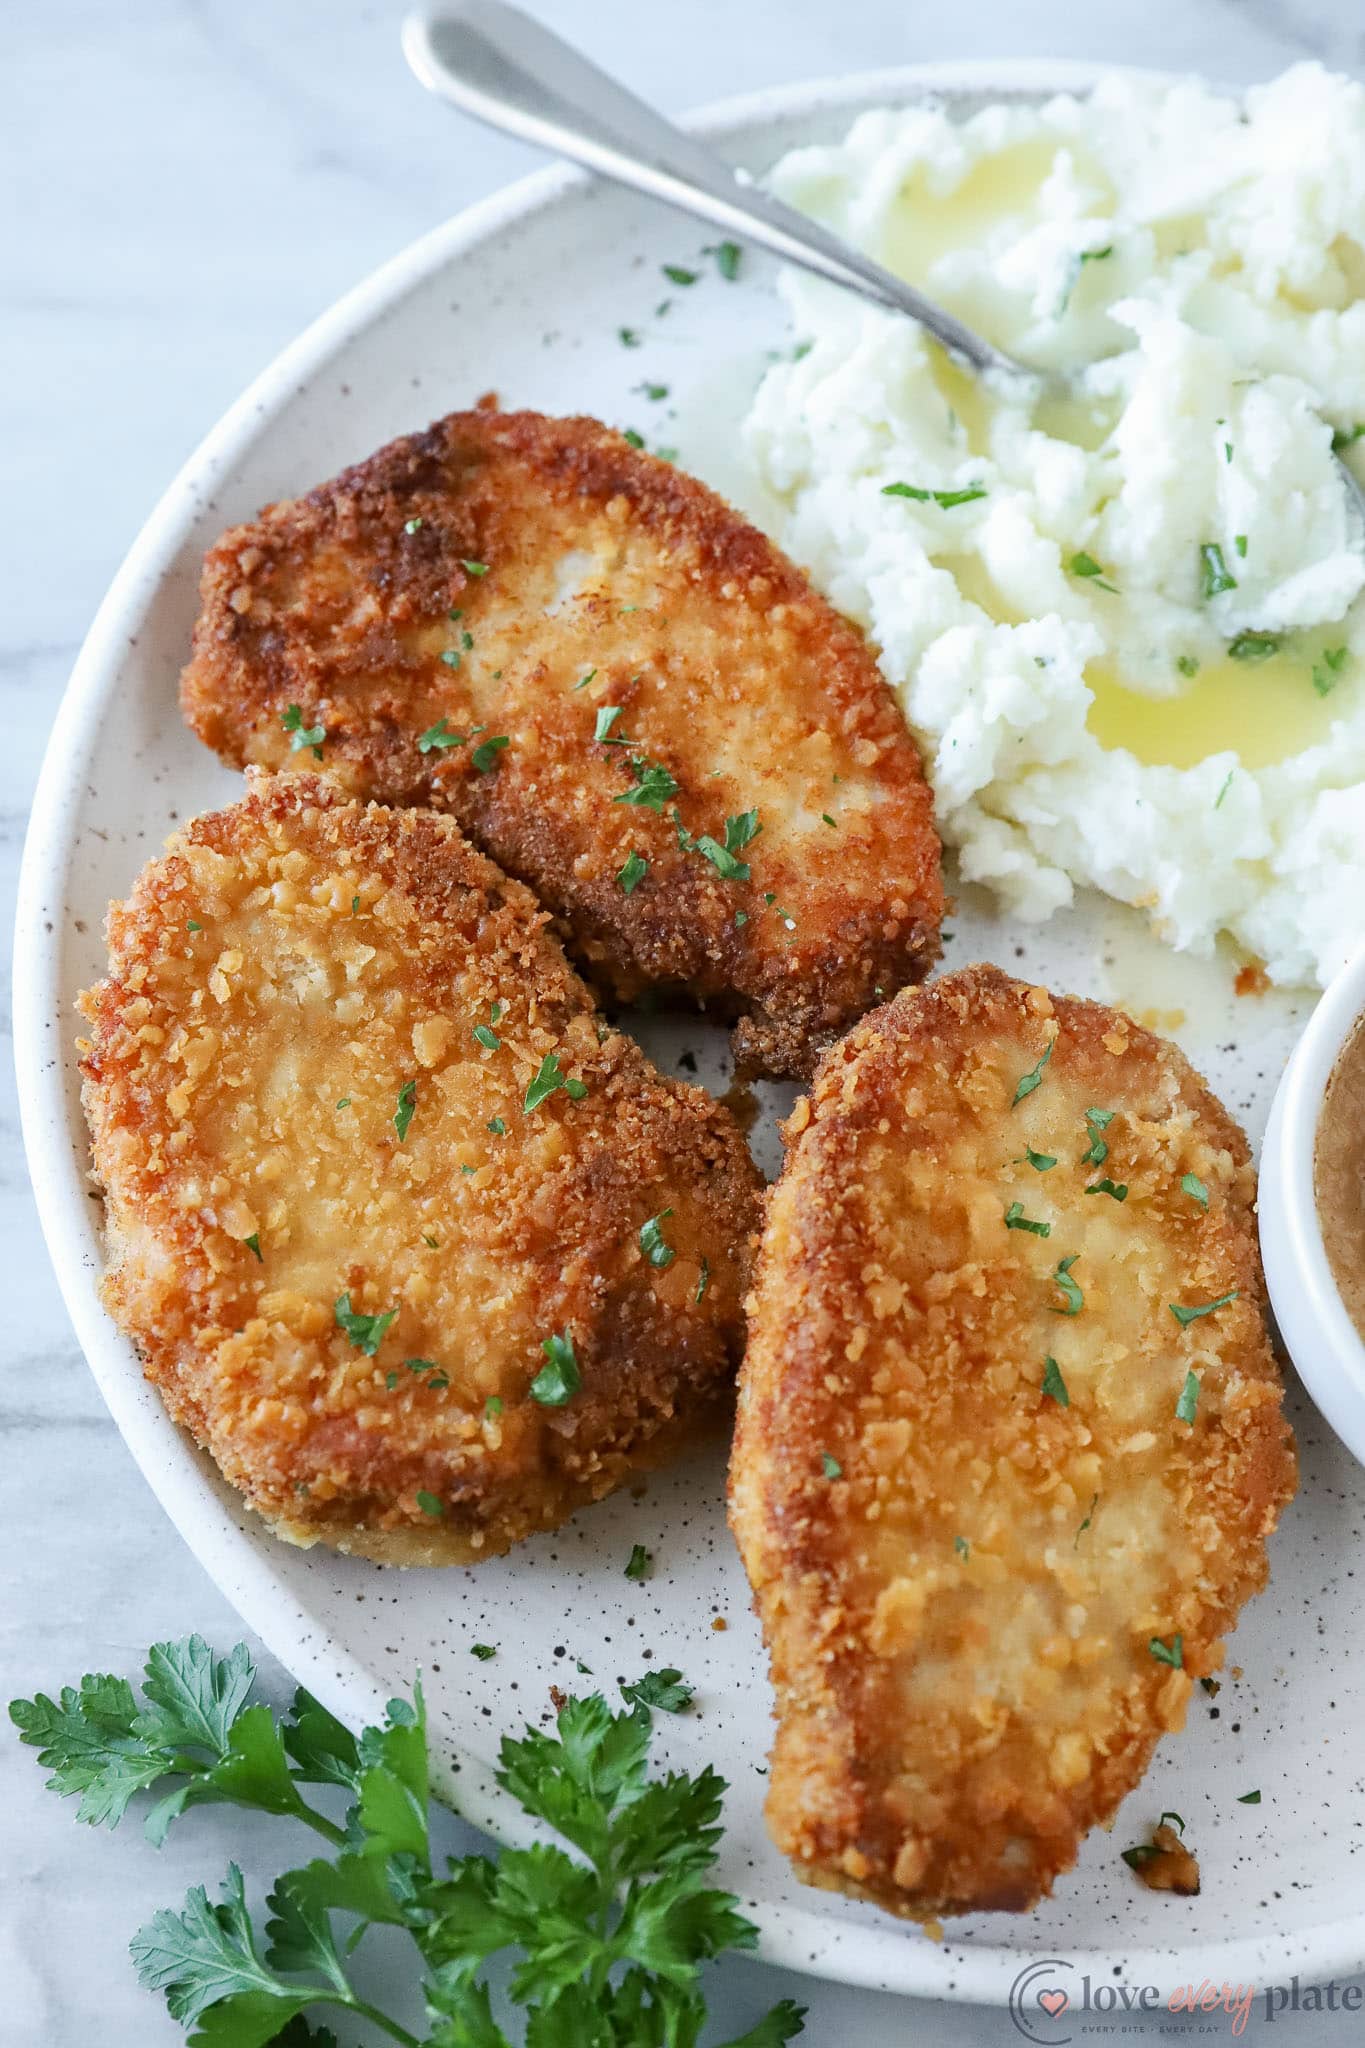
(1011, 1041), (1053, 1106)
(1181, 1172), (1209, 1209)
(1004, 1202), (1051, 1237)
(662, 263), (698, 285)
(530, 1331), (580, 1406)
(594, 705), (626, 743)
(471, 1643), (496, 1661)
(695, 1257), (710, 1305)
(1149, 1633), (1184, 1669)
(614, 757), (679, 812)
(280, 705), (325, 759)
(1228, 632), (1277, 662)
(821, 1452), (842, 1479)
(639, 1210), (676, 1269)
(417, 718), (464, 753)
(706, 240), (742, 281)
(1019, 1147), (1057, 1171)
(242, 1234), (263, 1263)
(473, 1024), (500, 1051)
(619, 849), (649, 894)
(624, 1544), (652, 1582)
(333, 1295), (396, 1357)
(1170, 1290), (1238, 1326)
(470, 735), (509, 773)
(1175, 1370), (1201, 1424)
(1238, 1789), (1262, 1805)
(1313, 646), (1349, 697)
(524, 1052), (585, 1114)
(620, 1668), (694, 1713)
(1041, 1355), (1069, 1407)
(1085, 1178), (1128, 1201)
(1081, 1106), (1115, 1165)
(1050, 1255), (1084, 1316)
(393, 1079), (416, 1143)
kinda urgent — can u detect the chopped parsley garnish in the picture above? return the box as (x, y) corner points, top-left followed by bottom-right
(1181, 1172), (1209, 1209)
(1076, 1492), (1099, 1545)
(618, 327), (641, 348)
(1068, 550), (1118, 594)
(1170, 1290), (1238, 1326)
(336, 1097), (351, 1110)
(530, 1330), (580, 1406)
(594, 704), (626, 743)
(186, 919), (202, 933)
(334, 1294), (396, 1356)
(461, 558), (489, 576)
(418, 717), (464, 752)
(440, 649), (462, 669)
(1149, 1633), (1184, 1669)
(470, 735), (509, 772)
(1175, 1370), (1201, 1424)
(1085, 1178), (1128, 1201)
(403, 1358), (448, 1392)
(1020, 1147), (1057, 1171)
(1332, 423), (1365, 450)
(473, 1023), (500, 1051)
(620, 1667), (693, 1713)
(1004, 1202), (1051, 1237)
(1176, 654), (1200, 679)
(1199, 541), (1237, 598)
(694, 809), (762, 881)
(1238, 1789), (1262, 1805)
(523, 1052), (584, 1113)
(695, 1256), (710, 1304)
(1121, 1844), (1160, 1869)
(662, 263), (698, 286)
(1235, 534), (1248, 559)
(640, 381), (670, 399)
(821, 1452), (843, 1479)
(954, 1535), (970, 1560)
(1313, 645), (1349, 697)
(352, 895), (361, 916)
(639, 1209), (676, 1269)
(706, 240), (742, 281)
(484, 1395), (503, 1419)
(487, 1117), (506, 1135)
(1011, 1041), (1053, 1106)
(1081, 1106), (1115, 1165)
(618, 848), (649, 894)
(394, 1079), (417, 1142)
(574, 669), (598, 690)
(280, 704), (324, 758)
(614, 756), (679, 812)
(622, 428), (645, 450)
(422, 1233), (439, 1247)
(404, 516), (423, 533)
(821, 812), (837, 828)
(242, 1233), (262, 1262)
(415, 1491), (443, 1518)
(1050, 1255), (1084, 1316)
(1215, 769), (1234, 809)
(1041, 1355), (1070, 1406)
(1160, 1811), (1186, 1836)
(882, 481), (988, 509)
(625, 1543), (652, 1581)
(1228, 631), (1277, 661)
(470, 1642), (496, 1660)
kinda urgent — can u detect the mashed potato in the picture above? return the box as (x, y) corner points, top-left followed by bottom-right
(744, 63), (1365, 986)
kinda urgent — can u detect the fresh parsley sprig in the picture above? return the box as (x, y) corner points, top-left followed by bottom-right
(11, 1639), (804, 2048)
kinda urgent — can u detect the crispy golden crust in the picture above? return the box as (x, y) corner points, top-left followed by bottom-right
(729, 965), (1296, 1919)
(79, 771), (762, 1564)
(179, 409), (943, 1079)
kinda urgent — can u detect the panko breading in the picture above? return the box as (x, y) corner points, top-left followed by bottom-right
(179, 408), (944, 1079)
(729, 965), (1296, 1918)
(78, 771), (761, 1564)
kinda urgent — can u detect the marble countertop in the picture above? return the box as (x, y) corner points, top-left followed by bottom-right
(6, 2), (1364, 2041)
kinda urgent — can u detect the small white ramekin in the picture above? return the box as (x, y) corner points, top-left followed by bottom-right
(1261, 943), (1365, 1467)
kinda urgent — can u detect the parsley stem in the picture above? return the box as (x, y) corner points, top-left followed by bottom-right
(348, 1997), (422, 2047)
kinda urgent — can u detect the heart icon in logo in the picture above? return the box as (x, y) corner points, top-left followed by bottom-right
(1038, 1990), (1070, 2018)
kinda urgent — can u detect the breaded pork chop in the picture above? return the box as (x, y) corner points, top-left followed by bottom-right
(729, 965), (1296, 1918)
(179, 408), (944, 1080)
(78, 771), (761, 1564)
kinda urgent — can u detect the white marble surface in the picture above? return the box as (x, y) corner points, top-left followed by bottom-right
(7, 2), (1365, 2042)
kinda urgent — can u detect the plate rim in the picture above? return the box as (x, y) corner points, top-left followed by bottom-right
(15, 53), (1363, 2005)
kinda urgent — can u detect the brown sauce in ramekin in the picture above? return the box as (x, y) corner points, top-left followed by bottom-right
(1314, 1016), (1365, 1338)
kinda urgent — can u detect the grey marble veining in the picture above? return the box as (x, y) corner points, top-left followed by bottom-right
(5, 2), (1364, 2041)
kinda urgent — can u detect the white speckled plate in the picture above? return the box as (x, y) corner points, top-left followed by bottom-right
(16, 57), (1365, 2007)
